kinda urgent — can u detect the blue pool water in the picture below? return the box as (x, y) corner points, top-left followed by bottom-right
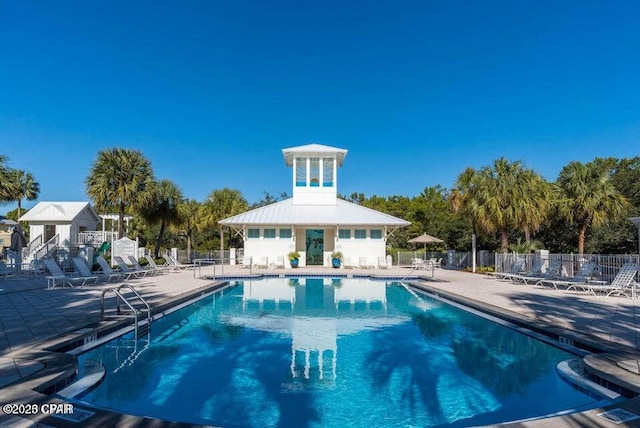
(73, 278), (606, 427)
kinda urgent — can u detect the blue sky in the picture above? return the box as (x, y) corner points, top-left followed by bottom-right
(1, 0), (639, 213)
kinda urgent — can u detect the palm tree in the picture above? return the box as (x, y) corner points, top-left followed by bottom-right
(515, 169), (553, 244)
(85, 148), (155, 238)
(0, 155), (18, 203)
(199, 188), (248, 254)
(9, 170), (40, 218)
(178, 198), (201, 262)
(139, 179), (184, 259)
(556, 160), (630, 255)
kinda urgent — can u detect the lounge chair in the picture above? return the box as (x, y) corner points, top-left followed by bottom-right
(241, 256), (253, 269)
(128, 255), (160, 276)
(565, 263), (638, 298)
(342, 257), (357, 269)
(41, 257), (98, 289)
(254, 256), (269, 269)
(537, 261), (598, 291)
(378, 256), (390, 269)
(114, 256), (151, 278)
(96, 255), (133, 281)
(165, 253), (195, 269)
(0, 261), (14, 279)
(490, 258), (527, 281)
(145, 255), (175, 273)
(511, 259), (563, 285)
(359, 257), (374, 269)
(411, 258), (427, 270)
(72, 256), (119, 283)
(274, 256), (285, 269)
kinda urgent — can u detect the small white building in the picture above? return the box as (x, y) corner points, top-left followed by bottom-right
(220, 144), (410, 268)
(18, 201), (101, 247)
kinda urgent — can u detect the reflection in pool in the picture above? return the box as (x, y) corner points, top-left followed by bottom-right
(73, 277), (608, 427)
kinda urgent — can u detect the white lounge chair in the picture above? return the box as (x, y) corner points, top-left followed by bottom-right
(0, 261), (14, 279)
(96, 255), (133, 281)
(41, 257), (98, 289)
(254, 256), (269, 269)
(565, 263), (638, 298)
(490, 258), (526, 281)
(378, 256), (390, 269)
(145, 255), (174, 273)
(359, 257), (373, 269)
(114, 256), (151, 278)
(274, 256), (285, 269)
(537, 261), (598, 290)
(165, 253), (195, 269)
(241, 256), (253, 269)
(127, 255), (159, 276)
(72, 256), (118, 283)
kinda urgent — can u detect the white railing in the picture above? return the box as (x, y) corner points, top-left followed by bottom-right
(78, 231), (118, 245)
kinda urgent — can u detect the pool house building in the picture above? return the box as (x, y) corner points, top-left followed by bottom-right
(220, 144), (410, 268)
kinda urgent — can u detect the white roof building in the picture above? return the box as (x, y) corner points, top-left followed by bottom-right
(19, 201), (101, 246)
(220, 144), (410, 268)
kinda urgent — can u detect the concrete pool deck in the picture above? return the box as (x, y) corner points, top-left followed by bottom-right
(1, 264), (640, 427)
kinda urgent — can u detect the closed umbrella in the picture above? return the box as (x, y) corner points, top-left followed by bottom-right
(10, 225), (27, 274)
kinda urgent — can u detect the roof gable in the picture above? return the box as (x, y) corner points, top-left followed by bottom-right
(282, 143), (348, 167)
(19, 202), (101, 223)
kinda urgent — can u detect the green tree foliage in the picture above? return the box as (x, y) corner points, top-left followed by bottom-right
(9, 170), (40, 218)
(0, 155), (18, 203)
(139, 179), (184, 258)
(556, 160), (630, 255)
(86, 148), (155, 238)
(177, 198), (201, 261)
(199, 188), (249, 252)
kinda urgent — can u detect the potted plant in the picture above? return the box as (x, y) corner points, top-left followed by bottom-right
(288, 251), (300, 268)
(331, 251), (343, 268)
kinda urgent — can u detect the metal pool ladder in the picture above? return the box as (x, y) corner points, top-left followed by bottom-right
(100, 284), (152, 341)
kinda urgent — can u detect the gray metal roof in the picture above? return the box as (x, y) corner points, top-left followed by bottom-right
(219, 198), (410, 227)
(282, 143), (348, 167)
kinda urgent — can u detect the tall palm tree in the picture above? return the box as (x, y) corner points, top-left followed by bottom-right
(85, 148), (155, 238)
(199, 188), (248, 253)
(515, 169), (553, 244)
(0, 155), (18, 203)
(9, 170), (40, 218)
(556, 160), (630, 255)
(178, 198), (201, 262)
(139, 179), (184, 259)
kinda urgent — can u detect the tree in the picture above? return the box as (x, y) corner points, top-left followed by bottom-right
(9, 170), (40, 218)
(177, 198), (201, 261)
(0, 155), (18, 203)
(556, 160), (630, 255)
(85, 148), (155, 238)
(516, 170), (554, 244)
(139, 179), (184, 259)
(199, 188), (248, 253)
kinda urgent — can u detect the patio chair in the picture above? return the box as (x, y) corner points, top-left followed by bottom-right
(145, 255), (175, 273)
(41, 257), (99, 289)
(342, 257), (357, 269)
(114, 256), (151, 278)
(411, 258), (426, 270)
(128, 255), (161, 276)
(359, 257), (374, 269)
(72, 256), (119, 283)
(489, 258), (526, 281)
(241, 256), (253, 269)
(165, 253), (195, 269)
(378, 256), (390, 269)
(511, 259), (563, 285)
(254, 256), (269, 269)
(95, 255), (133, 281)
(0, 261), (14, 279)
(274, 256), (285, 269)
(537, 261), (599, 291)
(565, 263), (638, 298)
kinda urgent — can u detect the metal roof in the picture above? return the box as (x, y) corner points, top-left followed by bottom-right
(18, 201), (101, 223)
(219, 198), (410, 227)
(282, 143), (348, 167)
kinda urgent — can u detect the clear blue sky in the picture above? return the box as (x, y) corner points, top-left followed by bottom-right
(1, 0), (639, 213)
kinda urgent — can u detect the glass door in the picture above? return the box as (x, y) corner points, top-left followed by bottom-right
(305, 229), (324, 265)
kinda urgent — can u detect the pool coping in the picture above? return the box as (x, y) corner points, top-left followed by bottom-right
(2, 272), (640, 427)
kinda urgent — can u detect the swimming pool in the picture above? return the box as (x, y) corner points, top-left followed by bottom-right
(70, 277), (609, 427)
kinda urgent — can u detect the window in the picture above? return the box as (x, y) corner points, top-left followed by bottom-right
(280, 228), (292, 239)
(296, 157), (306, 187)
(323, 158), (334, 187)
(248, 228), (260, 239)
(338, 229), (351, 239)
(310, 158), (320, 187)
(370, 229), (383, 239)
(264, 229), (276, 239)
(354, 229), (367, 239)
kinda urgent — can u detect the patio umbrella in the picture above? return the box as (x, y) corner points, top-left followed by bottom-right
(408, 233), (444, 251)
(10, 224), (27, 274)
(0, 216), (17, 226)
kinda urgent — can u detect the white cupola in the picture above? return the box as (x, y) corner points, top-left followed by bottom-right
(282, 143), (348, 206)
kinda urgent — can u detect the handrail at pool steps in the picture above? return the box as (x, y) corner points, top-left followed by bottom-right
(193, 257), (225, 278)
(100, 284), (152, 341)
